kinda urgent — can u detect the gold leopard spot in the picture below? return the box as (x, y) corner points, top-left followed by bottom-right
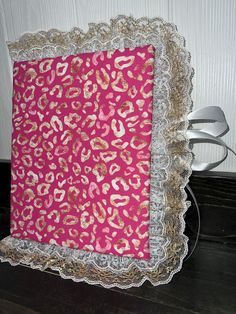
(81, 211), (94, 229)
(59, 157), (69, 172)
(120, 150), (133, 165)
(130, 136), (148, 150)
(110, 194), (130, 207)
(114, 238), (130, 254)
(90, 137), (109, 150)
(140, 79), (153, 98)
(37, 183), (50, 196)
(22, 205), (34, 221)
(24, 68), (37, 83)
(114, 55), (135, 69)
(111, 119), (125, 138)
(65, 87), (81, 98)
(92, 163), (107, 182)
(111, 139), (128, 150)
(55, 145), (69, 156)
(54, 189), (65, 202)
(96, 68), (110, 90)
(69, 228), (79, 238)
(137, 161), (150, 175)
(63, 215), (78, 225)
(53, 227), (65, 239)
(108, 208), (125, 229)
(109, 163), (120, 175)
(26, 171), (39, 186)
(93, 202), (106, 224)
(35, 216), (46, 232)
(111, 177), (129, 191)
(72, 162), (81, 176)
(117, 101), (134, 118)
(100, 151), (117, 162)
(83, 80), (98, 99)
(56, 62), (68, 76)
(39, 59), (54, 73)
(111, 71), (128, 92)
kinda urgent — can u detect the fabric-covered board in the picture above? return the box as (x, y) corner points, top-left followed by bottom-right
(11, 45), (154, 260)
(0, 15), (194, 288)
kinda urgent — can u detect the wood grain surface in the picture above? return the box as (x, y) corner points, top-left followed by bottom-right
(0, 241), (235, 314)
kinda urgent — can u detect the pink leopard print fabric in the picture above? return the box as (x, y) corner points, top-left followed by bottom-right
(10, 45), (155, 259)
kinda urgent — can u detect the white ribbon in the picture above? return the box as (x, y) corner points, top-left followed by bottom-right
(188, 106), (229, 137)
(187, 106), (235, 171)
(184, 106), (236, 259)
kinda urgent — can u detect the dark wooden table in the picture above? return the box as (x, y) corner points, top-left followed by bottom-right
(0, 240), (235, 314)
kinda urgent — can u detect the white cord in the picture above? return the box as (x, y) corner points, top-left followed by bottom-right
(184, 184), (201, 261)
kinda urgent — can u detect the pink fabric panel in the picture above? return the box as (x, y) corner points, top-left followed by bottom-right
(10, 45), (155, 259)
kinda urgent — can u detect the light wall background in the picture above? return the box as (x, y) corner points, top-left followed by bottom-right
(0, 0), (235, 172)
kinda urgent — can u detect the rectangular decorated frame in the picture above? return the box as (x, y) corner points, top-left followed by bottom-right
(0, 15), (193, 289)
